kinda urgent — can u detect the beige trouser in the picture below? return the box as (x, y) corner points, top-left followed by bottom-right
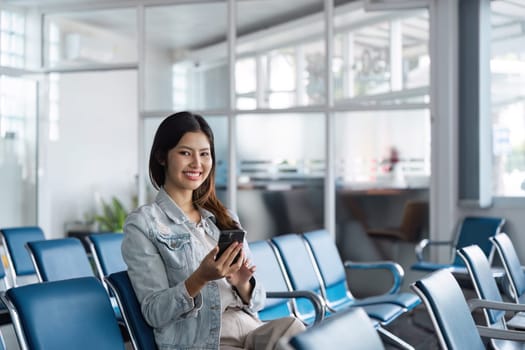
(220, 308), (306, 350)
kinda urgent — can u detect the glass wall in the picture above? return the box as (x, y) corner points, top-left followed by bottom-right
(145, 2), (227, 111)
(236, 0), (325, 110)
(43, 8), (137, 68)
(236, 113), (325, 240)
(490, 0), (525, 196)
(1, 10), (25, 68)
(0, 76), (37, 227)
(333, 5), (429, 105)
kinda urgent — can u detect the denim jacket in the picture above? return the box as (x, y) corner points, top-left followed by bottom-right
(121, 188), (266, 350)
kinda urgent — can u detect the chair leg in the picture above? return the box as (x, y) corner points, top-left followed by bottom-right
(377, 327), (415, 350)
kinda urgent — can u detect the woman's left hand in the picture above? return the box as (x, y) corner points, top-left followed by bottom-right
(226, 251), (256, 302)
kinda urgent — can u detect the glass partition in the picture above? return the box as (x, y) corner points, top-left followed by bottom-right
(236, 113), (325, 241)
(43, 8), (137, 68)
(145, 2), (227, 111)
(236, 0), (325, 110)
(335, 109), (430, 189)
(0, 76), (37, 226)
(490, 0), (525, 196)
(333, 5), (429, 105)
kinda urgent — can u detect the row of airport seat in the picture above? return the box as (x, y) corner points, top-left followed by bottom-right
(0, 221), (520, 350)
(412, 232), (525, 349)
(0, 226), (417, 349)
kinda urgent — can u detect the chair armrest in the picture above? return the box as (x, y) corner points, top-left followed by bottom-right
(476, 325), (525, 341)
(415, 239), (453, 262)
(266, 291), (326, 325)
(468, 298), (525, 313)
(343, 260), (404, 295)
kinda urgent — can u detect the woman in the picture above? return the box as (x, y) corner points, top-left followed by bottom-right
(122, 111), (305, 350)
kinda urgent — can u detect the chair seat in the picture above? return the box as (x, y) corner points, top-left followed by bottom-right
(330, 298), (404, 325)
(506, 312), (525, 330)
(353, 292), (421, 311)
(411, 261), (456, 272)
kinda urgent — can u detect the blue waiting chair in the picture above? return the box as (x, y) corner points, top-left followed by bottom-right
(106, 271), (157, 350)
(2, 277), (126, 350)
(303, 229), (421, 311)
(26, 237), (94, 282)
(287, 307), (384, 350)
(458, 244), (525, 333)
(0, 226), (45, 286)
(411, 216), (505, 273)
(26, 237), (123, 322)
(271, 234), (413, 349)
(249, 239), (325, 325)
(491, 233), (525, 307)
(271, 234), (405, 325)
(411, 269), (525, 350)
(0, 258), (11, 327)
(88, 233), (126, 290)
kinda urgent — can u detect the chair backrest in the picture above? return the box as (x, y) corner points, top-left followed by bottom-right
(26, 237), (94, 282)
(302, 229), (353, 308)
(106, 271), (157, 350)
(457, 244), (506, 328)
(249, 240), (295, 321)
(0, 226), (45, 283)
(451, 216), (505, 266)
(0, 254), (10, 291)
(2, 276), (125, 350)
(0, 260), (11, 327)
(490, 233), (525, 303)
(288, 307), (384, 350)
(88, 233), (126, 280)
(411, 269), (485, 350)
(271, 234), (324, 321)
(398, 200), (428, 242)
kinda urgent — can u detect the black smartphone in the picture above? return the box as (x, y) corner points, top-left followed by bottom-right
(216, 229), (246, 263)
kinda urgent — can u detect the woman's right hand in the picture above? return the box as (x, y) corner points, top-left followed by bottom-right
(185, 242), (243, 297)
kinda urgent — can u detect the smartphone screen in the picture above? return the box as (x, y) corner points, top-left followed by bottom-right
(216, 229), (246, 263)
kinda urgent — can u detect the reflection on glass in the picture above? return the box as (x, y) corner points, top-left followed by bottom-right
(490, 0), (525, 196)
(1, 10), (25, 68)
(143, 115), (228, 203)
(335, 110), (430, 189)
(333, 6), (429, 104)
(145, 3), (227, 111)
(235, 0), (325, 110)
(236, 113), (325, 240)
(43, 8), (137, 68)
(0, 76), (37, 226)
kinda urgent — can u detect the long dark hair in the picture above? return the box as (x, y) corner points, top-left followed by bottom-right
(149, 111), (238, 230)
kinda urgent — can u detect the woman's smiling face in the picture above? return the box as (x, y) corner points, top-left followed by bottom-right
(163, 131), (213, 196)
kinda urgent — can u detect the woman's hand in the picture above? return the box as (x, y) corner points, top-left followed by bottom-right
(185, 242), (243, 297)
(226, 252), (256, 304)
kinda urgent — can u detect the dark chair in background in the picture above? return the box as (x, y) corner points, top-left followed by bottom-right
(411, 216), (505, 273)
(411, 269), (525, 350)
(106, 271), (157, 350)
(2, 277), (126, 350)
(0, 226), (45, 286)
(367, 200), (428, 242)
